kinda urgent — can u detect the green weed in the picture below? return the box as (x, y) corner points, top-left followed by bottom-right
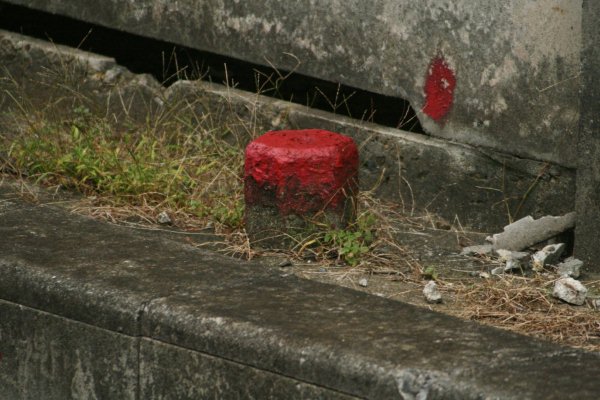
(2, 105), (245, 229)
(321, 212), (376, 266)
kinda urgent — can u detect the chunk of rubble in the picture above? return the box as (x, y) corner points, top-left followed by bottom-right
(157, 211), (172, 225)
(493, 249), (530, 273)
(487, 212), (576, 251)
(460, 244), (493, 256)
(358, 278), (368, 287)
(503, 258), (524, 272)
(557, 257), (583, 278)
(553, 277), (588, 305)
(494, 249), (530, 262)
(423, 281), (442, 303)
(491, 266), (505, 276)
(532, 243), (565, 272)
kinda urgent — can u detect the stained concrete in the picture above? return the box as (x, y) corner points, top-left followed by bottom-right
(575, 0), (600, 273)
(0, 0), (582, 168)
(140, 338), (357, 400)
(0, 300), (138, 400)
(0, 29), (575, 232)
(2, 183), (600, 399)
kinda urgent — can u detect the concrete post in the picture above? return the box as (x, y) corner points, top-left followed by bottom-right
(575, 0), (600, 273)
(244, 129), (358, 249)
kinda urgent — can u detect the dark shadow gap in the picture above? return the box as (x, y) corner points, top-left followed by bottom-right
(0, 1), (425, 133)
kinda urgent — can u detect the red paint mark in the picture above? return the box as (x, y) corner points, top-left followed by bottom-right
(244, 129), (358, 215)
(423, 56), (456, 121)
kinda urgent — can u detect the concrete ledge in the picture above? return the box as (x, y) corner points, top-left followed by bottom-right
(1, 186), (600, 399)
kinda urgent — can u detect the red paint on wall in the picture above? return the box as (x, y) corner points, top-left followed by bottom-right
(244, 129), (358, 215)
(423, 56), (456, 121)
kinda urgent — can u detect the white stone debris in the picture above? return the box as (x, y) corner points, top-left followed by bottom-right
(495, 249), (530, 261)
(557, 257), (583, 278)
(503, 258), (523, 272)
(532, 243), (565, 272)
(423, 281), (442, 303)
(358, 278), (368, 287)
(157, 211), (172, 225)
(487, 212), (576, 251)
(491, 266), (505, 276)
(553, 277), (588, 305)
(460, 244), (493, 256)
(493, 249), (530, 273)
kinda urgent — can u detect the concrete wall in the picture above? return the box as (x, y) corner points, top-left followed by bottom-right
(1, 0), (582, 168)
(575, 0), (600, 270)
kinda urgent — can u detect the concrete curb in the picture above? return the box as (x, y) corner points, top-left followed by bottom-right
(1, 185), (600, 399)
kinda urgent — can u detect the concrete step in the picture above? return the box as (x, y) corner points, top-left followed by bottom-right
(1, 184), (599, 399)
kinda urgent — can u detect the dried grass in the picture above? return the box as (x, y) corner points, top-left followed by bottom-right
(451, 275), (600, 351)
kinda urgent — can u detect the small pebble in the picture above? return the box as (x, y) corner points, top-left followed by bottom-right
(553, 277), (588, 306)
(423, 281), (442, 304)
(278, 260), (293, 268)
(557, 257), (583, 279)
(358, 278), (368, 287)
(460, 244), (493, 256)
(491, 266), (505, 276)
(157, 211), (172, 225)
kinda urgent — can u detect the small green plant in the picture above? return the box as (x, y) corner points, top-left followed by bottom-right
(422, 266), (439, 280)
(322, 212), (376, 266)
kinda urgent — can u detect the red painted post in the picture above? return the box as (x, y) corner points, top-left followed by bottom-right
(244, 129), (358, 248)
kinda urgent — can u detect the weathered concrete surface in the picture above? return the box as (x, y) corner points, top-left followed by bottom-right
(0, 290), (353, 400)
(0, 28), (163, 125)
(575, 0), (600, 273)
(0, 29), (575, 231)
(140, 338), (357, 400)
(2, 184), (600, 399)
(0, 300), (138, 400)
(1, 0), (582, 168)
(489, 212), (576, 251)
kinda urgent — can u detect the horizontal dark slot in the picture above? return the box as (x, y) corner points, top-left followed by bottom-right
(0, 1), (424, 133)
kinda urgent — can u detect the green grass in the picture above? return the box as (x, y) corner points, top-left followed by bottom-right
(2, 105), (245, 228)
